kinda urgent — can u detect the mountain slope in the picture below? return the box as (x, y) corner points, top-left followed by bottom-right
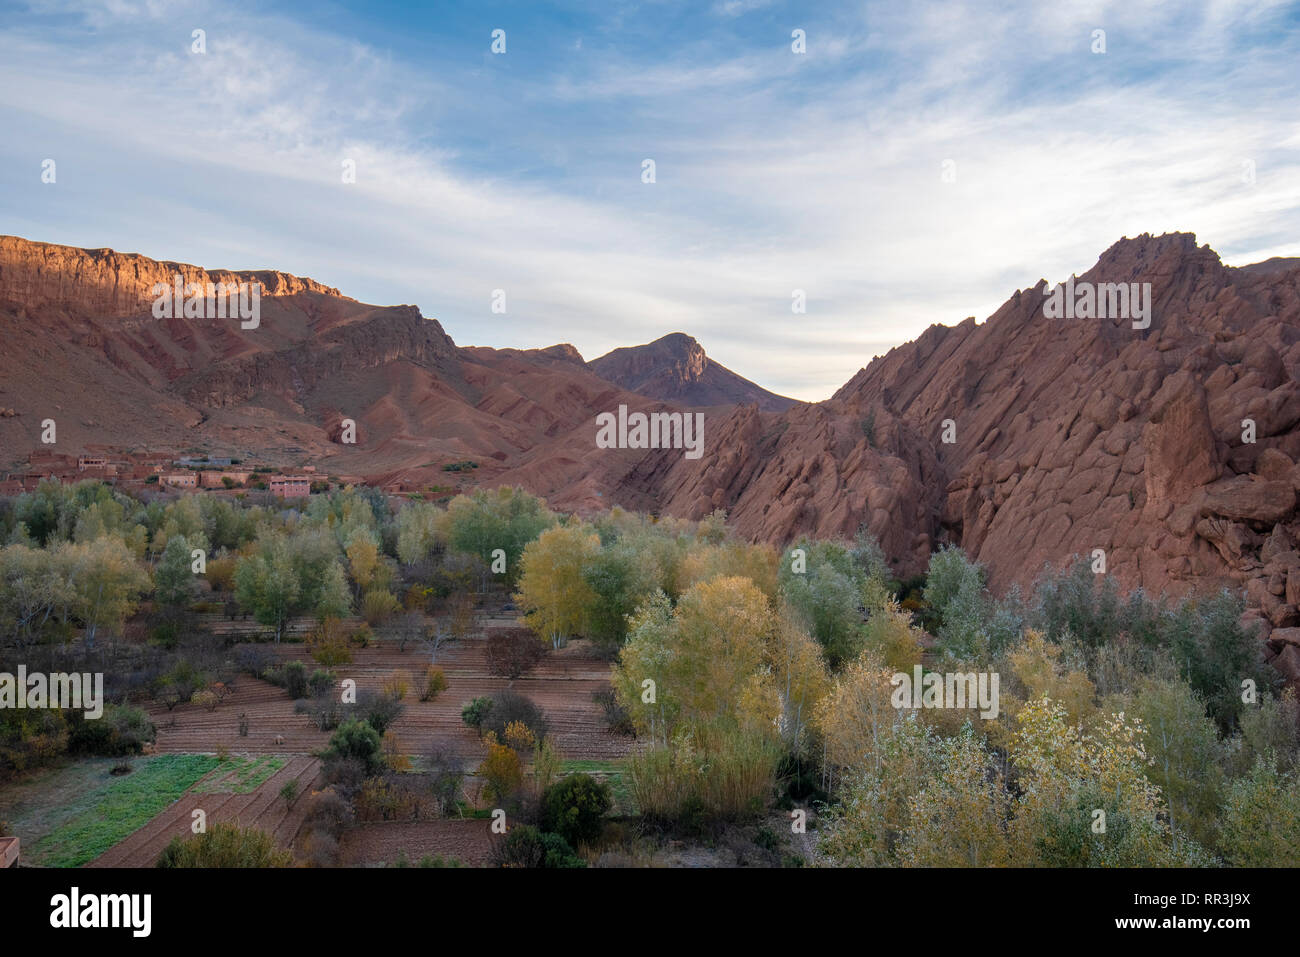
(3, 231), (1300, 680)
(589, 333), (798, 411)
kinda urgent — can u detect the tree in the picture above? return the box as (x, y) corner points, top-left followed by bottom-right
(1128, 678), (1223, 851)
(395, 501), (442, 566)
(779, 540), (869, 668)
(326, 718), (384, 774)
(154, 533), (198, 609)
(516, 523), (600, 649)
(613, 576), (777, 744)
(485, 627), (547, 679)
(1219, 755), (1300, 866)
(581, 542), (657, 651)
(923, 545), (987, 632)
(345, 530), (380, 597)
(65, 536), (151, 647)
(314, 560), (352, 619)
(541, 774), (612, 847)
(234, 543), (299, 643)
(442, 486), (556, 591)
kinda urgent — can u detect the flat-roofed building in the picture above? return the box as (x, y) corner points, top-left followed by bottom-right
(162, 472), (198, 488)
(269, 475), (312, 498)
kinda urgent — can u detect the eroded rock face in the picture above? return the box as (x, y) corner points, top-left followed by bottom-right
(0, 235), (342, 317)
(589, 333), (798, 412)
(3, 231), (1299, 684)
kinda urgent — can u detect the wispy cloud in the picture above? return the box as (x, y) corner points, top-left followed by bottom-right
(1, 0), (1297, 400)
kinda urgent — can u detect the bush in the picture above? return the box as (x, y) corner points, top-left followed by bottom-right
(362, 589), (400, 626)
(326, 719), (384, 775)
(66, 704), (156, 757)
(420, 666), (447, 702)
(491, 824), (585, 868)
(296, 691), (347, 731)
(592, 689), (635, 736)
(480, 690), (549, 743)
(479, 736), (524, 806)
(190, 689), (219, 711)
(485, 627), (547, 679)
(304, 786), (354, 839)
(426, 746), (464, 815)
(381, 671), (410, 700)
(541, 774), (612, 847)
(157, 822), (292, 868)
(281, 660), (308, 699)
(356, 689), (404, 736)
(461, 696), (493, 730)
(233, 644), (272, 678)
(308, 669), (336, 697)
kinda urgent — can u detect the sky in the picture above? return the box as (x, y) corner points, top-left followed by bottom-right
(2, 0), (1299, 401)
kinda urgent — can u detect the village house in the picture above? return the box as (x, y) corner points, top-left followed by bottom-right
(161, 472), (198, 488)
(269, 475), (312, 498)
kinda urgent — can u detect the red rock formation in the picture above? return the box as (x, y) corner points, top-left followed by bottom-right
(589, 332), (798, 412)
(3, 231), (1299, 675)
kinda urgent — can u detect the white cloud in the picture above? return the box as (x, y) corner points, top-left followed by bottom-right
(1, 0), (1297, 400)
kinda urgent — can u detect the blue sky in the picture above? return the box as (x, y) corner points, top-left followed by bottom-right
(3, 0), (1299, 400)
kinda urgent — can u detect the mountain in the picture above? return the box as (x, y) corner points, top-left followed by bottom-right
(639, 233), (1300, 680)
(588, 333), (798, 411)
(3, 231), (1300, 681)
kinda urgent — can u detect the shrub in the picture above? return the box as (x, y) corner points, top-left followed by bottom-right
(304, 786), (354, 839)
(420, 666), (447, 702)
(381, 671), (410, 700)
(308, 669), (336, 697)
(485, 627), (547, 679)
(356, 774), (421, 821)
(481, 690), (549, 743)
(157, 822), (292, 868)
(461, 696), (493, 730)
(592, 689), (635, 736)
(282, 660), (308, 699)
(66, 704), (156, 757)
(297, 692), (346, 731)
(326, 719), (384, 774)
(357, 689), (404, 736)
(426, 746), (464, 815)
(233, 644), (272, 679)
(491, 824), (585, 868)
(190, 689), (219, 711)
(362, 589), (400, 626)
(0, 706), (70, 778)
(479, 734), (524, 806)
(541, 774), (612, 847)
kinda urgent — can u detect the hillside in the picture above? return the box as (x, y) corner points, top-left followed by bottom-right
(3, 231), (1300, 677)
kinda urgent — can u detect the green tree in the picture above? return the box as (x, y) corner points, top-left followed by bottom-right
(234, 542), (300, 642)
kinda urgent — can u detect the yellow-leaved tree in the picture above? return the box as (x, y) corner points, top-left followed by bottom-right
(516, 523), (600, 648)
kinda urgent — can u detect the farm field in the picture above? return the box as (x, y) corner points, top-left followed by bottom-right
(147, 611), (634, 765)
(2, 603), (635, 868)
(88, 755), (322, 867)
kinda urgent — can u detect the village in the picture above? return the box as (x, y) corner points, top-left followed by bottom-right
(0, 449), (326, 501)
